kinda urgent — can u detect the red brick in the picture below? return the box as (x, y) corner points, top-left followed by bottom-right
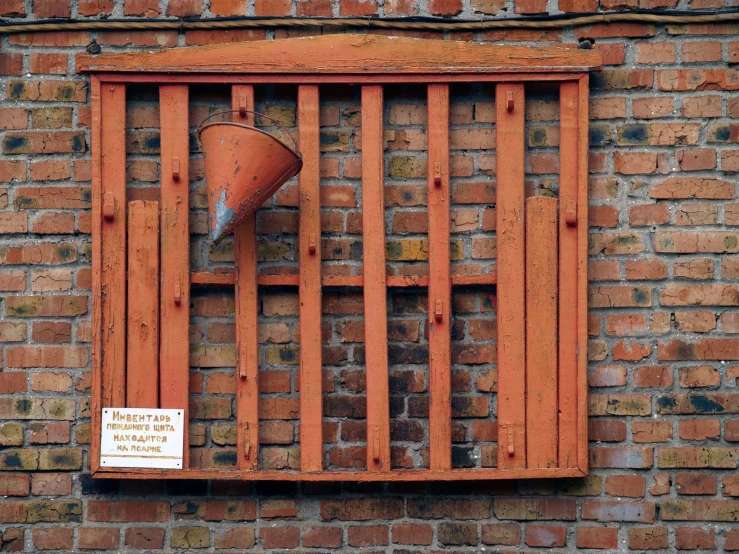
(494, 498), (575, 521)
(296, 0), (332, 15)
(635, 41), (676, 63)
(629, 526), (668, 550)
(577, 526), (618, 549)
(0, 161), (26, 182)
(429, 0), (463, 15)
(0, 0), (24, 16)
(658, 447), (737, 469)
(675, 472), (717, 495)
(393, 523), (433, 545)
(125, 528), (165, 549)
(33, 528), (73, 550)
(605, 475), (646, 497)
(677, 148), (716, 171)
(301, 526), (342, 548)
(662, 499), (739, 521)
(589, 419), (627, 442)
(615, 152), (659, 174)
(78, 0), (115, 16)
(212, 0), (248, 15)
(675, 527), (715, 550)
(340, 0), (378, 15)
(0, 54), (22, 76)
(261, 526), (299, 549)
(124, 0), (161, 16)
(678, 365), (720, 388)
(659, 68), (739, 91)
(0, 373), (27, 393)
(582, 500), (655, 522)
(348, 524), (389, 547)
(0, 475), (29, 497)
(589, 446), (654, 469)
(632, 420), (673, 443)
(88, 501), (170, 522)
(78, 528), (119, 550)
(29, 54), (68, 75)
(633, 96), (674, 119)
(167, 0), (203, 16)
(31, 474), (72, 496)
(525, 524), (565, 547)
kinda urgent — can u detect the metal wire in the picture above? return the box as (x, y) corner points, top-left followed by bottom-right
(1, 10), (738, 34)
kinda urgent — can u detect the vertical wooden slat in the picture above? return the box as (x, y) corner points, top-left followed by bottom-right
(427, 84), (452, 471)
(525, 196), (558, 468)
(159, 85), (190, 467)
(558, 81), (579, 469)
(496, 83), (526, 469)
(577, 75), (590, 472)
(361, 85), (391, 472)
(298, 85), (323, 472)
(99, 82), (127, 417)
(232, 85), (260, 470)
(126, 200), (160, 409)
(90, 75), (103, 473)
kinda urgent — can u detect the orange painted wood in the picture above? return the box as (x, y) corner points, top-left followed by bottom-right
(427, 84), (452, 471)
(94, 466), (586, 481)
(159, 85), (191, 467)
(558, 80), (580, 469)
(191, 271), (497, 288)
(191, 271), (238, 286)
(126, 201), (160, 409)
(298, 85), (324, 472)
(77, 35), (603, 74)
(577, 75), (590, 473)
(90, 75), (103, 473)
(496, 83), (526, 470)
(232, 85), (260, 470)
(361, 86), (391, 472)
(95, 72), (587, 85)
(99, 82), (127, 418)
(525, 197), (558, 469)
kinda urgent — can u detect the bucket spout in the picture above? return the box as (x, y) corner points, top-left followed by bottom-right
(200, 121), (303, 243)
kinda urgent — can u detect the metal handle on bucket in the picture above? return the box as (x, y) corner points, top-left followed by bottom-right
(197, 110), (301, 154)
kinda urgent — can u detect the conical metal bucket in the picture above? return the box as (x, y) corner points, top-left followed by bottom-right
(199, 112), (303, 242)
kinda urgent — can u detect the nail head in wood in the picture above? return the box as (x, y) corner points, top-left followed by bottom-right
(172, 156), (180, 181)
(308, 232), (317, 255)
(372, 427), (380, 462)
(173, 271), (182, 305)
(434, 161), (442, 186)
(434, 298), (443, 322)
(565, 199), (577, 226)
(506, 90), (514, 111)
(507, 426), (515, 456)
(102, 191), (115, 220)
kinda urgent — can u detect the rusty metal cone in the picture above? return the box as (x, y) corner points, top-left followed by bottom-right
(200, 122), (303, 243)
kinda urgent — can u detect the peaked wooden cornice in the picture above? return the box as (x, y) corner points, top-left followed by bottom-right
(77, 33), (602, 74)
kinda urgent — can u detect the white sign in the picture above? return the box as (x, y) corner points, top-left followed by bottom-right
(100, 408), (184, 469)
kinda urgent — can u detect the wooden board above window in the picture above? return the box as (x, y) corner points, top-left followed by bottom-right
(80, 34), (601, 481)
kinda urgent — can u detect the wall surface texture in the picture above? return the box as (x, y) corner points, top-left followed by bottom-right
(2, 0), (739, 552)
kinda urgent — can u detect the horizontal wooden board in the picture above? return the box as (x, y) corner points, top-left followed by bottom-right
(93, 467), (586, 481)
(191, 272), (496, 288)
(93, 72), (585, 85)
(77, 35), (602, 74)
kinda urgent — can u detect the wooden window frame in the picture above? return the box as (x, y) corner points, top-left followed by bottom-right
(80, 34), (602, 481)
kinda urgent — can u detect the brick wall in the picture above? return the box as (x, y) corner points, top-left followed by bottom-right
(2, 0), (739, 551)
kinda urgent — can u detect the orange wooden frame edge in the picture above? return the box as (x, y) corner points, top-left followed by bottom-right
(91, 467), (587, 481)
(77, 34), (602, 74)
